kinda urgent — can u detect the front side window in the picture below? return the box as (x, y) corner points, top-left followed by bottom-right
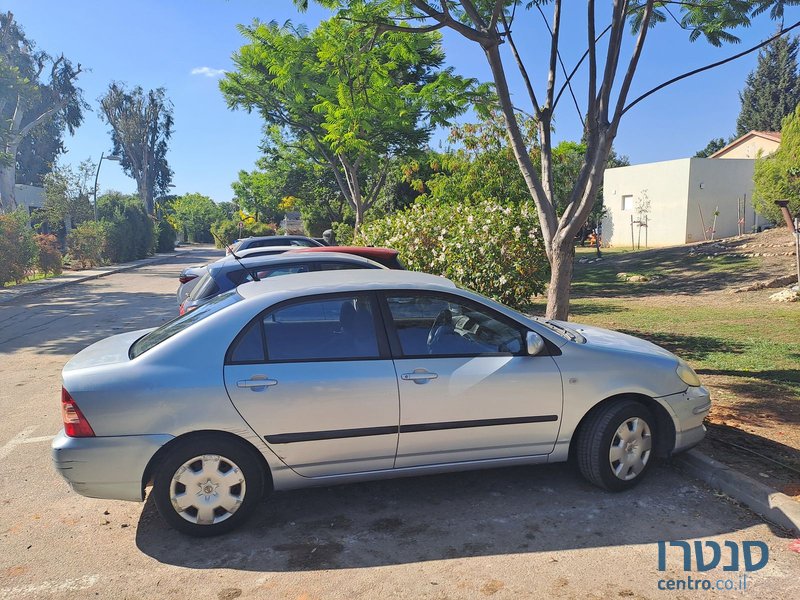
(239, 295), (381, 362)
(386, 294), (524, 357)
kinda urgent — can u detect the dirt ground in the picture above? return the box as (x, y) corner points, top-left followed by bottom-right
(572, 228), (800, 497)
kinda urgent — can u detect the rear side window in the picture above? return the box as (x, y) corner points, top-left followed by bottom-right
(317, 261), (378, 271)
(226, 294), (382, 364)
(228, 263), (312, 286)
(188, 272), (220, 300)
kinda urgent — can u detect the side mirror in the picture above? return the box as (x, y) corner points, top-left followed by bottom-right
(526, 331), (545, 356)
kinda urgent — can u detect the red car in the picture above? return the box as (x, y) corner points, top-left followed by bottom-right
(288, 246), (405, 270)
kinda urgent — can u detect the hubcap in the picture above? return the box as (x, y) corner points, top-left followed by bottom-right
(169, 454), (246, 525)
(609, 417), (652, 481)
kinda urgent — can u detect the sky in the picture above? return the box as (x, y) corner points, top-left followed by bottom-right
(5, 1), (799, 203)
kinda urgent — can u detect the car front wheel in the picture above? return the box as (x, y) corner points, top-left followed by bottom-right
(576, 400), (656, 492)
(152, 436), (265, 536)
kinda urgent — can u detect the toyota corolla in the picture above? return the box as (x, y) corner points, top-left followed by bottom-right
(52, 270), (710, 536)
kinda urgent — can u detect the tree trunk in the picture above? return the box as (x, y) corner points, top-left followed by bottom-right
(0, 162), (16, 212)
(545, 239), (575, 321)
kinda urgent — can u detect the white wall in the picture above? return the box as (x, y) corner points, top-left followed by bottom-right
(602, 159), (691, 248)
(686, 159), (755, 242)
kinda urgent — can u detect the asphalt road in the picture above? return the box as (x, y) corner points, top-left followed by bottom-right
(0, 249), (797, 599)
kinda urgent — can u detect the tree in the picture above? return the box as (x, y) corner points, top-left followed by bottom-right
(172, 193), (222, 243)
(298, 0), (800, 319)
(753, 103), (800, 222)
(737, 34), (800, 136)
(42, 159), (94, 231)
(695, 137), (728, 157)
(98, 83), (174, 215)
(221, 16), (479, 233)
(0, 11), (86, 212)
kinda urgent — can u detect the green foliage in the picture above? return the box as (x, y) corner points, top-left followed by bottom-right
(171, 193), (221, 243)
(331, 221), (355, 245)
(753, 105), (800, 222)
(67, 220), (108, 269)
(221, 14), (480, 229)
(153, 219), (176, 253)
(737, 35), (800, 136)
(358, 199), (548, 309)
(0, 11), (87, 212)
(695, 138), (729, 158)
(34, 233), (62, 275)
(0, 209), (36, 284)
(42, 160), (95, 227)
(210, 219), (276, 248)
(231, 166), (286, 224)
(96, 192), (153, 263)
(98, 83), (174, 214)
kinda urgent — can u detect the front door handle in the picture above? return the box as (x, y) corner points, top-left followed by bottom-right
(401, 370), (438, 384)
(237, 377), (278, 389)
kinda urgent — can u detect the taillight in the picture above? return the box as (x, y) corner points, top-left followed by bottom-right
(61, 387), (95, 438)
(178, 274), (197, 284)
(179, 302), (186, 316)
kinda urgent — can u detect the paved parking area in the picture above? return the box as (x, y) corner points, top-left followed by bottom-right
(0, 250), (796, 599)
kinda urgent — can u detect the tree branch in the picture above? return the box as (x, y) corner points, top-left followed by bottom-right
(624, 18), (800, 115)
(612, 0), (654, 125)
(501, 13), (542, 119)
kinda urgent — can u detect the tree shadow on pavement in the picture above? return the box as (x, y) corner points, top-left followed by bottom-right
(135, 463), (789, 572)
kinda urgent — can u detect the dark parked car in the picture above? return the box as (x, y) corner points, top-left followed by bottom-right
(227, 235), (322, 255)
(289, 246), (405, 270)
(180, 252), (384, 314)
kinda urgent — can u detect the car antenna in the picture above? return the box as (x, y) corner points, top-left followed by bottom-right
(210, 232), (260, 282)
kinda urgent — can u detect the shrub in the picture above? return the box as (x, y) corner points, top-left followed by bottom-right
(331, 222), (355, 245)
(154, 219), (176, 253)
(34, 234), (62, 276)
(97, 193), (154, 263)
(357, 199), (549, 309)
(68, 221), (108, 269)
(0, 210), (37, 285)
(210, 219), (276, 248)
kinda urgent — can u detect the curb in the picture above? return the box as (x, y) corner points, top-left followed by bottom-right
(675, 449), (800, 535)
(0, 250), (193, 304)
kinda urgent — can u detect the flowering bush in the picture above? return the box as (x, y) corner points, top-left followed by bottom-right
(358, 199), (548, 309)
(34, 234), (62, 276)
(0, 210), (37, 286)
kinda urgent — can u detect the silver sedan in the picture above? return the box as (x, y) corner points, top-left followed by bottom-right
(52, 270), (710, 536)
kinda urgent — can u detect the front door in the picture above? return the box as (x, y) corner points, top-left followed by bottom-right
(382, 293), (563, 468)
(224, 293), (399, 477)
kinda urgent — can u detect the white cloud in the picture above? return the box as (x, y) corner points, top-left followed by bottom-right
(191, 66), (226, 78)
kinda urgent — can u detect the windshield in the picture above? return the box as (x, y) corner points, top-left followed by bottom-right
(130, 291), (242, 358)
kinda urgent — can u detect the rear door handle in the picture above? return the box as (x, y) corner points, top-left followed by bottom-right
(401, 371), (438, 384)
(237, 378), (278, 389)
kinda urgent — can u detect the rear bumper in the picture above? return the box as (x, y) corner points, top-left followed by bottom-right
(51, 430), (173, 502)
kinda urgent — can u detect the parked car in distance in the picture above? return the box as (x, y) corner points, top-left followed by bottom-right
(289, 246), (405, 270)
(176, 246), (300, 306)
(227, 235), (322, 255)
(53, 270), (710, 536)
(179, 252), (385, 315)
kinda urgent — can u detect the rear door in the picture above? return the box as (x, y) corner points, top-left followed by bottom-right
(223, 292), (400, 477)
(382, 292), (563, 468)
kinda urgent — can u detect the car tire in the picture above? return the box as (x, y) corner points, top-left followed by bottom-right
(152, 435), (265, 537)
(576, 400), (656, 492)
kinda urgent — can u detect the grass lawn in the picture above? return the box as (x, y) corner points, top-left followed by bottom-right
(2, 271), (59, 288)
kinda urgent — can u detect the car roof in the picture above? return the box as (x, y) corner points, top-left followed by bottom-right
(288, 246), (398, 258)
(210, 252), (383, 274)
(237, 269), (455, 299)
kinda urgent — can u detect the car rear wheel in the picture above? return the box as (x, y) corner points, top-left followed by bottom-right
(576, 400), (656, 491)
(152, 436), (265, 536)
